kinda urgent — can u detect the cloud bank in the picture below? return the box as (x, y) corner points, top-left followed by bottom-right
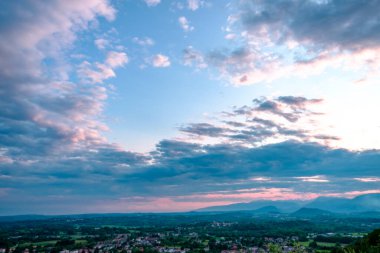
(1, 92), (379, 214)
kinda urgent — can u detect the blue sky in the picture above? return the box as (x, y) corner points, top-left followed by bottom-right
(0, 0), (380, 215)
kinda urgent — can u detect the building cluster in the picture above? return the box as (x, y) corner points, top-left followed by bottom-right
(2, 229), (347, 253)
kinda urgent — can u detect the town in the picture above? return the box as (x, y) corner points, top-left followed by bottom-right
(0, 213), (378, 253)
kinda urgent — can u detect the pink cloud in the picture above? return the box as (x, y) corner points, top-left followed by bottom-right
(105, 51), (129, 68)
(353, 177), (380, 182)
(152, 54), (171, 68)
(78, 51), (128, 84)
(93, 197), (234, 213)
(325, 190), (380, 198)
(93, 188), (380, 213)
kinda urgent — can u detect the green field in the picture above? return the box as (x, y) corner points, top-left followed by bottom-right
(299, 240), (311, 246)
(18, 240), (57, 247)
(75, 239), (87, 244)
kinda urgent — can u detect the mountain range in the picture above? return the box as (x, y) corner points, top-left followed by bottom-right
(195, 193), (380, 215)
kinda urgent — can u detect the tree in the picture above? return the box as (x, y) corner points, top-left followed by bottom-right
(309, 240), (317, 248)
(268, 243), (281, 253)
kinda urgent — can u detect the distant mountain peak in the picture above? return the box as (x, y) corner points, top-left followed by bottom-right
(195, 193), (380, 214)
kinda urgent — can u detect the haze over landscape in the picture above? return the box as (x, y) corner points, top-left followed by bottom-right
(1, 0), (380, 216)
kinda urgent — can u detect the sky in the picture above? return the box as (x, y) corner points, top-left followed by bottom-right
(0, 0), (380, 215)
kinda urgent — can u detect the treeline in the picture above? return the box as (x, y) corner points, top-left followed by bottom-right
(331, 228), (380, 253)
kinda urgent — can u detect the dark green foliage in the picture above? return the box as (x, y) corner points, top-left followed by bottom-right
(309, 240), (317, 248)
(343, 229), (380, 253)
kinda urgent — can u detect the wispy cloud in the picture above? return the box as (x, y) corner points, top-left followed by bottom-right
(295, 176), (329, 183)
(179, 16), (194, 32)
(78, 51), (128, 83)
(354, 177), (380, 182)
(187, 0), (205, 11)
(94, 38), (109, 50)
(183, 46), (207, 69)
(143, 0), (160, 7)
(132, 37), (155, 47)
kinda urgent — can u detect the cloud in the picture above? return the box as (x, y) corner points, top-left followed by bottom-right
(251, 96), (322, 122)
(225, 33), (237, 40)
(105, 51), (129, 68)
(132, 37), (155, 46)
(178, 16), (194, 32)
(151, 54), (171, 67)
(2, 84), (360, 213)
(176, 96), (336, 148)
(180, 123), (228, 137)
(277, 96), (323, 107)
(78, 61), (116, 84)
(143, 0), (160, 7)
(2, 129), (380, 213)
(183, 46), (207, 69)
(187, 0), (205, 11)
(354, 177), (380, 182)
(184, 0), (380, 85)
(240, 0), (380, 52)
(295, 175), (329, 183)
(250, 177), (271, 182)
(206, 45), (278, 85)
(113, 140), (380, 202)
(0, 0), (117, 161)
(78, 51), (128, 83)
(94, 38), (109, 50)
(0, 1), (378, 213)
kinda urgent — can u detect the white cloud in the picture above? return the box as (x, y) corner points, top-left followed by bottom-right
(225, 33), (237, 40)
(79, 51), (128, 83)
(178, 16), (194, 32)
(152, 54), (171, 68)
(78, 61), (116, 84)
(143, 0), (160, 7)
(250, 177), (272, 182)
(132, 37), (155, 46)
(94, 38), (109, 50)
(295, 175), (329, 183)
(187, 0), (204, 11)
(105, 51), (129, 68)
